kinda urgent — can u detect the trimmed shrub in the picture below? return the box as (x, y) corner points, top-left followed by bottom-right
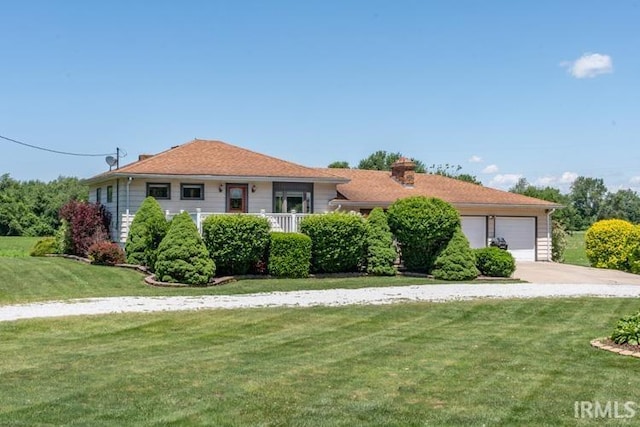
(386, 196), (460, 272)
(125, 197), (169, 270)
(268, 232), (311, 278)
(58, 200), (110, 257)
(552, 220), (568, 263)
(611, 312), (640, 345)
(432, 228), (479, 281)
(202, 214), (270, 276)
(155, 212), (215, 285)
(29, 237), (59, 257)
(55, 220), (72, 255)
(299, 212), (367, 274)
(87, 241), (126, 266)
(628, 226), (640, 274)
(365, 208), (397, 276)
(585, 219), (635, 271)
(475, 247), (516, 277)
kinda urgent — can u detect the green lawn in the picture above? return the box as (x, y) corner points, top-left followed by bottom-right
(0, 237), (513, 305)
(0, 236), (40, 257)
(1, 298), (638, 425)
(564, 231), (590, 267)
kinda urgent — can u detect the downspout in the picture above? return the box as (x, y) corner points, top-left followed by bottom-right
(125, 177), (132, 244)
(547, 208), (556, 262)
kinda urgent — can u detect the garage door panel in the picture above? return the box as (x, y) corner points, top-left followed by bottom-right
(495, 217), (535, 261)
(461, 216), (487, 249)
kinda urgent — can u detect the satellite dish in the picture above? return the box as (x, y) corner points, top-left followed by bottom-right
(105, 156), (118, 170)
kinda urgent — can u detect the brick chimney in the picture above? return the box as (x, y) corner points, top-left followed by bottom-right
(138, 154), (154, 161)
(391, 157), (415, 187)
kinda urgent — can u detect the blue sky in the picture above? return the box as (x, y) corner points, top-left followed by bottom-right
(1, 0), (639, 192)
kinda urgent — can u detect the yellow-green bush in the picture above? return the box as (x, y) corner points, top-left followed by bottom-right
(585, 219), (637, 271)
(628, 225), (640, 274)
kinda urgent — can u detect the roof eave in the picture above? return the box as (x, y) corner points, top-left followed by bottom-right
(86, 172), (349, 185)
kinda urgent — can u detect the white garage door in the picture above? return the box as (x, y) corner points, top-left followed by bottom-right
(461, 216), (487, 249)
(494, 217), (536, 261)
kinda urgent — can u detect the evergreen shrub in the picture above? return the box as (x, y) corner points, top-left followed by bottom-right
(365, 208), (397, 276)
(155, 212), (215, 285)
(125, 197), (169, 270)
(432, 228), (479, 281)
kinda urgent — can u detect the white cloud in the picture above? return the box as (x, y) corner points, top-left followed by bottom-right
(561, 53), (613, 78)
(488, 174), (522, 189)
(469, 155), (483, 163)
(559, 171), (578, 184)
(534, 176), (556, 186)
(630, 176), (640, 185)
(482, 164), (499, 174)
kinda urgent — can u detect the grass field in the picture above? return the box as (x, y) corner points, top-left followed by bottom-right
(564, 231), (590, 267)
(1, 298), (638, 425)
(0, 236), (481, 305)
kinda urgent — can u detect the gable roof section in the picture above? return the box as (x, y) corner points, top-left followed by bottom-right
(87, 139), (348, 183)
(320, 168), (561, 208)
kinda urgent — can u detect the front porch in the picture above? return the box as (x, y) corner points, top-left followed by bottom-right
(119, 209), (311, 243)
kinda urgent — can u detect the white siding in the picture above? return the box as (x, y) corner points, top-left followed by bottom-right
(314, 183), (338, 213)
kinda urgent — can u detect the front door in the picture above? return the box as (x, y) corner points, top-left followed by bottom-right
(226, 184), (248, 213)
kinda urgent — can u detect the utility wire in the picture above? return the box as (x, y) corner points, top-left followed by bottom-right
(0, 134), (117, 157)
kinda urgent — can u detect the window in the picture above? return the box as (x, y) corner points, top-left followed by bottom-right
(146, 183), (171, 199)
(106, 186), (113, 203)
(96, 187), (102, 203)
(273, 182), (313, 213)
(181, 183), (204, 200)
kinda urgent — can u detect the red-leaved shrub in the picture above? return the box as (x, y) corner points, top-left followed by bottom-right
(87, 241), (126, 266)
(59, 200), (111, 257)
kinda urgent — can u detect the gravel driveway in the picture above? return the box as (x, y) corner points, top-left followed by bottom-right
(2, 282), (640, 322)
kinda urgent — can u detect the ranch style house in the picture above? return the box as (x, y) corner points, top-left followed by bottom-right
(85, 139), (562, 261)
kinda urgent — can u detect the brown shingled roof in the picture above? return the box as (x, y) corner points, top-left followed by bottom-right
(88, 139), (348, 183)
(320, 168), (561, 208)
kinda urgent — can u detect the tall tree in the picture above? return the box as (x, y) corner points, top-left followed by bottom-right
(570, 177), (607, 229)
(509, 178), (580, 231)
(597, 189), (640, 224)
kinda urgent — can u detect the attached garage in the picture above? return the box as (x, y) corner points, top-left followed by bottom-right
(494, 217), (536, 261)
(461, 216), (487, 249)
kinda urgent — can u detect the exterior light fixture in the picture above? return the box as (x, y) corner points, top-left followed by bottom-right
(219, 184), (224, 192)
(251, 184), (256, 193)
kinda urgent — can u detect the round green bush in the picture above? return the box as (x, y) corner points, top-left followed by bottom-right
(125, 197), (169, 270)
(365, 208), (397, 276)
(155, 212), (215, 285)
(432, 228), (479, 281)
(299, 212), (367, 274)
(30, 237), (59, 257)
(585, 219), (635, 271)
(268, 232), (311, 278)
(611, 312), (640, 345)
(474, 247), (515, 277)
(628, 226), (640, 274)
(386, 196), (460, 273)
(202, 214), (270, 276)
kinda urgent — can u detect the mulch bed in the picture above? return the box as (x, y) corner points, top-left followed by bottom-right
(591, 337), (640, 358)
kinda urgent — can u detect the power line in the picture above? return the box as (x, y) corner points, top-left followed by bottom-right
(0, 134), (117, 157)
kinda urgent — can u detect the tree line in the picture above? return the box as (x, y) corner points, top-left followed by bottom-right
(510, 177), (640, 231)
(0, 174), (88, 236)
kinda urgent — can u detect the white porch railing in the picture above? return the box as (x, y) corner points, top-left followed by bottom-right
(120, 209), (311, 243)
